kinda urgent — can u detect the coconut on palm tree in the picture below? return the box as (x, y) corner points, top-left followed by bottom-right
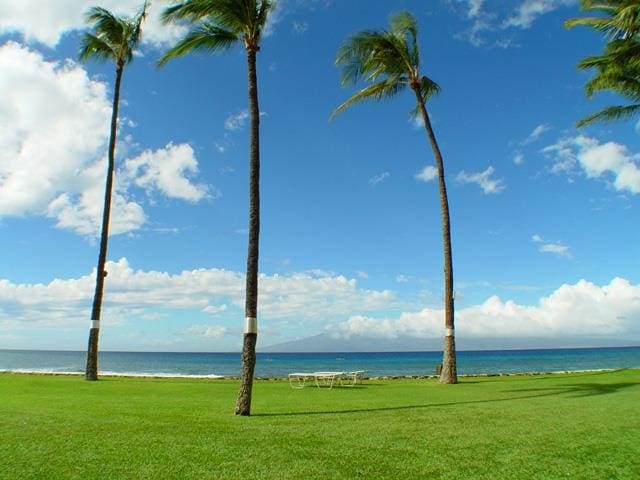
(79, 2), (148, 381)
(160, 0), (272, 415)
(566, 0), (640, 126)
(331, 11), (457, 384)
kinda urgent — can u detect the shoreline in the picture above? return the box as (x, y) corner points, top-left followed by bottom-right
(1, 367), (632, 381)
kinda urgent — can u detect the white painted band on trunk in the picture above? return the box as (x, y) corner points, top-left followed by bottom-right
(244, 317), (258, 334)
(445, 328), (454, 337)
(91, 320), (100, 329)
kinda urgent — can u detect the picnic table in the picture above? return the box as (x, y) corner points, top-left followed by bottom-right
(288, 371), (366, 389)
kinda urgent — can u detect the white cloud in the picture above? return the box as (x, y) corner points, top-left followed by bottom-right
(452, 0), (573, 47)
(0, 42), (110, 216)
(224, 110), (267, 132)
(185, 324), (228, 338)
(396, 275), (410, 284)
(224, 109), (250, 131)
(514, 151), (525, 165)
(502, 0), (575, 29)
(532, 234), (571, 258)
(263, 0), (287, 37)
(357, 271), (369, 280)
(464, 0), (485, 18)
(46, 162), (147, 237)
(202, 305), (227, 316)
(124, 143), (210, 202)
(0, 0), (185, 49)
(543, 135), (640, 194)
(292, 21), (308, 33)
(523, 123), (551, 144)
(369, 171), (390, 187)
(456, 166), (505, 194)
(0, 258), (395, 331)
(415, 165), (438, 182)
(327, 277), (640, 341)
(410, 115), (425, 129)
(539, 243), (571, 257)
(0, 42), (208, 238)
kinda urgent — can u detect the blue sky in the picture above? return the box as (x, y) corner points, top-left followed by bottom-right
(0, 0), (638, 352)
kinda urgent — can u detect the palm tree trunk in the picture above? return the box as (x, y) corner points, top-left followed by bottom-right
(85, 63), (123, 381)
(414, 91), (458, 384)
(235, 46), (261, 416)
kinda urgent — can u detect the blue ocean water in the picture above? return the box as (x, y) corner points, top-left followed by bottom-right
(1, 347), (639, 378)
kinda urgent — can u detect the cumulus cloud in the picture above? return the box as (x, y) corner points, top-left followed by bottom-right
(0, 258), (395, 331)
(0, 42), (110, 216)
(46, 161), (147, 237)
(0, 0), (185, 48)
(543, 135), (640, 194)
(369, 172), (390, 187)
(0, 42), (210, 238)
(327, 277), (640, 341)
(124, 143), (210, 202)
(415, 165), (438, 183)
(456, 166), (505, 194)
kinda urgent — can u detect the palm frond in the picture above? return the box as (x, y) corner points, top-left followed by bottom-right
(389, 11), (419, 69)
(567, 2), (640, 38)
(158, 22), (238, 66)
(330, 76), (407, 121)
(162, 0), (218, 23)
(79, 33), (116, 62)
(577, 103), (640, 126)
(130, 1), (150, 49)
(584, 65), (640, 99)
(163, 0), (272, 37)
(336, 31), (409, 86)
(79, 3), (148, 65)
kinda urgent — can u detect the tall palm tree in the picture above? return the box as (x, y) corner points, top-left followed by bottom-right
(331, 11), (457, 384)
(566, 0), (640, 126)
(160, 0), (272, 415)
(79, 2), (148, 381)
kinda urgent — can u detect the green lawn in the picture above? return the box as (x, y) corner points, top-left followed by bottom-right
(1, 369), (638, 479)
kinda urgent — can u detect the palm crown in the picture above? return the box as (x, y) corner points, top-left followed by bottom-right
(159, 0), (272, 65)
(566, 0), (640, 125)
(79, 2), (148, 67)
(331, 11), (440, 120)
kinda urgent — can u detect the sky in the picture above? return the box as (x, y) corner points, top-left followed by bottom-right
(0, 0), (639, 353)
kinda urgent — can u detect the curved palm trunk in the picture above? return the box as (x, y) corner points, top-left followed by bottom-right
(85, 62), (123, 381)
(235, 46), (260, 416)
(413, 91), (458, 384)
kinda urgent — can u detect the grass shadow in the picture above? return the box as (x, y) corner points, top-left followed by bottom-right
(255, 372), (640, 418)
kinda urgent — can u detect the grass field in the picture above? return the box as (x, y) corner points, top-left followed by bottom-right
(1, 369), (638, 479)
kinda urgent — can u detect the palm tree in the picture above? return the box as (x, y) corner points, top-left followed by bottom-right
(566, 0), (640, 126)
(331, 11), (457, 384)
(160, 0), (272, 415)
(79, 2), (148, 381)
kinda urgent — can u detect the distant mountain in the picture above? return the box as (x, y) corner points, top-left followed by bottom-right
(260, 333), (635, 353)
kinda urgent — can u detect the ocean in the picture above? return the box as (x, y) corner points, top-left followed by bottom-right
(1, 346), (639, 378)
